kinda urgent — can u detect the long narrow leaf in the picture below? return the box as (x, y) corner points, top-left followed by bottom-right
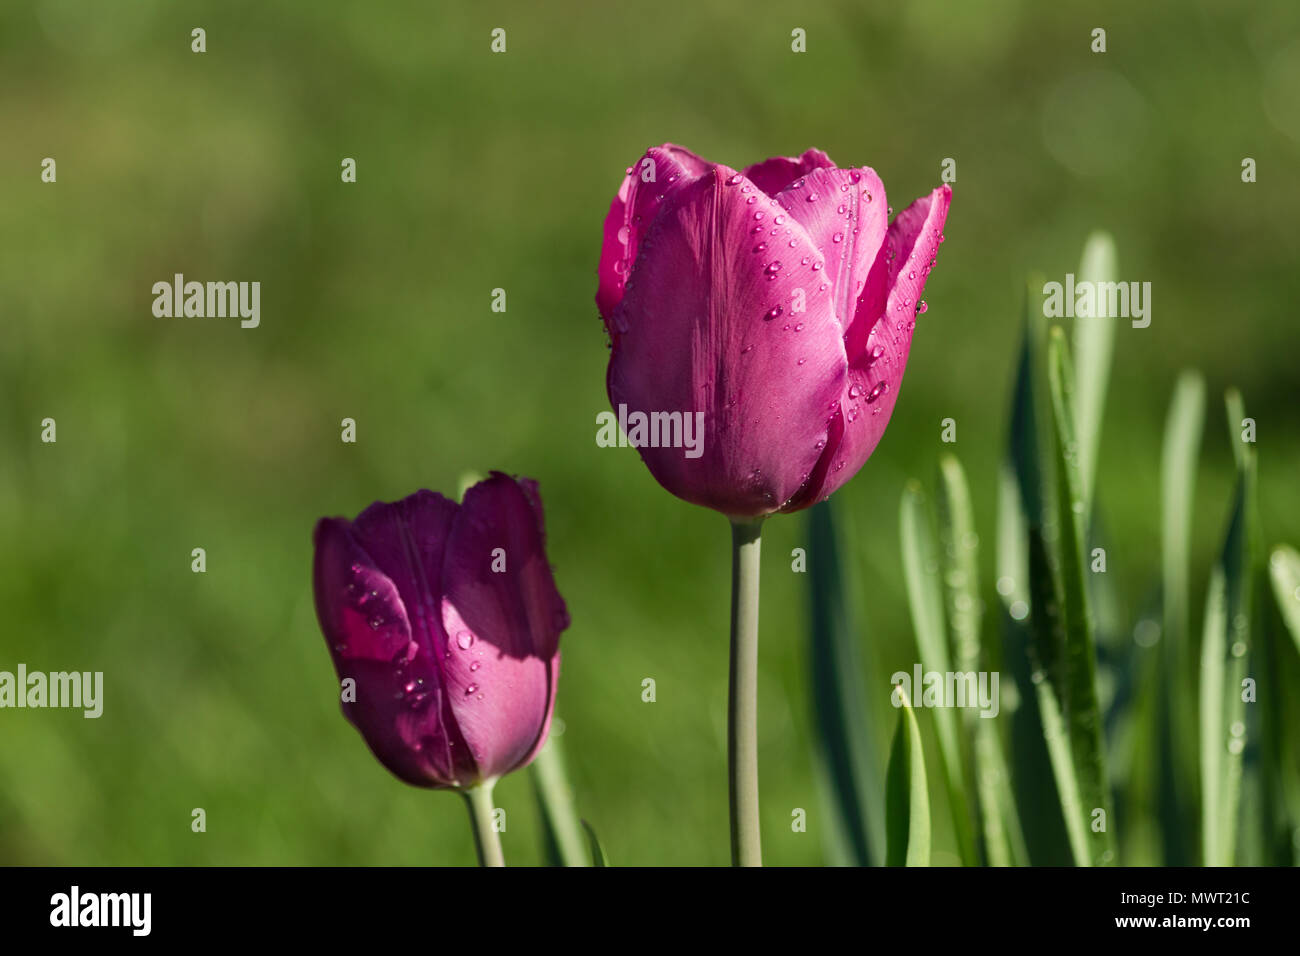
(936, 455), (1027, 865)
(808, 499), (884, 866)
(1002, 281), (1074, 865)
(900, 481), (977, 865)
(886, 690), (931, 866)
(1072, 231), (1118, 515)
(1199, 390), (1257, 865)
(1158, 370), (1205, 865)
(1046, 327), (1115, 865)
(1268, 545), (1300, 653)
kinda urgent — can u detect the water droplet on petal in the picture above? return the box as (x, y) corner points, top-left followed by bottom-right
(457, 630), (474, 650)
(465, 683), (479, 696)
(726, 173), (743, 186)
(866, 382), (889, 403)
(832, 232), (844, 243)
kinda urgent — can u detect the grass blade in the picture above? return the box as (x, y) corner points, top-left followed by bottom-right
(1199, 390), (1257, 865)
(936, 454), (1027, 866)
(1072, 231), (1118, 515)
(1001, 281), (1075, 865)
(1158, 370), (1205, 864)
(886, 690), (931, 866)
(581, 820), (609, 867)
(900, 481), (977, 865)
(1045, 327), (1116, 865)
(1268, 545), (1300, 653)
(807, 499), (885, 866)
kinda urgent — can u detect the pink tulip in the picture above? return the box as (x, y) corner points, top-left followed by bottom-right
(597, 144), (951, 517)
(312, 473), (567, 792)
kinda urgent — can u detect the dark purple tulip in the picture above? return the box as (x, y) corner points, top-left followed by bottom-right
(312, 473), (568, 789)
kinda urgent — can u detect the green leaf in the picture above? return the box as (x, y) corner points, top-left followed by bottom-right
(900, 480), (977, 865)
(1158, 370), (1206, 864)
(807, 499), (885, 866)
(1044, 327), (1115, 865)
(1071, 231), (1118, 514)
(886, 690), (931, 867)
(936, 455), (1028, 867)
(1001, 280), (1075, 866)
(1268, 545), (1300, 654)
(1199, 390), (1257, 866)
(530, 732), (592, 867)
(581, 819), (609, 867)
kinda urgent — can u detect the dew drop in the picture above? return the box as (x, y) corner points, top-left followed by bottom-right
(465, 683), (479, 696)
(916, 300), (928, 314)
(617, 225), (630, 244)
(866, 382), (889, 403)
(806, 192), (819, 202)
(764, 305), (783, 321)
(832, 232), (844, 243)
(725, 173), (742, 185)
(456, 630), (474, 650)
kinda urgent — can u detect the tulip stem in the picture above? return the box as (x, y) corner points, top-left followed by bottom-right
(463, 781), (505, 867)
(728, 516), (764, 867)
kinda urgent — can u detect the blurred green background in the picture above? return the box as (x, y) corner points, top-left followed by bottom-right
(2, 0), (1298, 865)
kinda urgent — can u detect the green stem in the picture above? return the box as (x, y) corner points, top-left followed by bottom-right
(463, 781), (504, 867)
(728, 517), (764, 866)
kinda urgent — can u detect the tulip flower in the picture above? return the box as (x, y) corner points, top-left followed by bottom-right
(312, 473), (568, 866)
(595, 144), (951, 864)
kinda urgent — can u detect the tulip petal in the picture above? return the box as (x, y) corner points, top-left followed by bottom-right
(775, 166), (889, 337)
(803, 185), (952, 505)
(596, 144), (711, 325)
(441, 473), (567, 779)
(314, 507), (476, 788)
(741, 148), (835, 197)
(608, 166), (849, 516)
